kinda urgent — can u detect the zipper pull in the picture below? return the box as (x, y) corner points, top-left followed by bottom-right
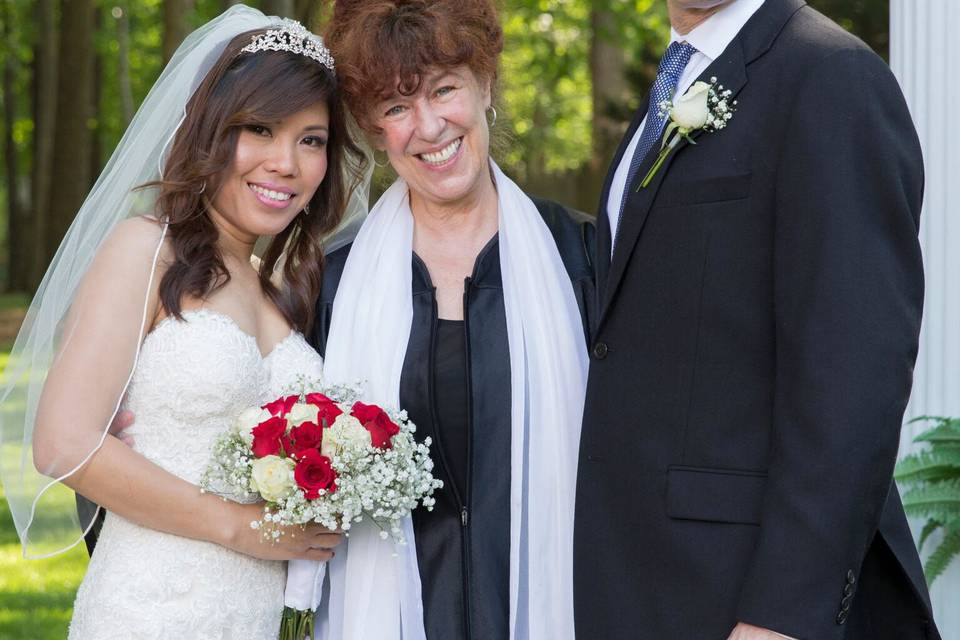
(461, 507), (469, 527)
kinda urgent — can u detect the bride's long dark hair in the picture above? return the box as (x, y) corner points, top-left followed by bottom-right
(151, 29), (366, 333)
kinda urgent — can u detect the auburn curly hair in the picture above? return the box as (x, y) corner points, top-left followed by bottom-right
(149, 28), (366, 333)
(325, 0), (504, 132)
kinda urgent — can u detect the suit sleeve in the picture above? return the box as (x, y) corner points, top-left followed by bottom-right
(735, 48), (925, 639)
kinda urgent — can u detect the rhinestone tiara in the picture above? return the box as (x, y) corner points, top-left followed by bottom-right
(240, 18), (335, 70)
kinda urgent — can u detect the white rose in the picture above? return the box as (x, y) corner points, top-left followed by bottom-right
(287, 402), (320, 427)
(671, 81), (710, 130)
(235, 406), (272, 445)
(249, 455), (296, 502)
(321, 414), (370, 458)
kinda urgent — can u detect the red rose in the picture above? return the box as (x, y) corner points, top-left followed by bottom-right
(251, 416), (287, 458)
(351, 401), (400, 449)
(289, 421), (323, 457)
(306, 393), (344, 427)
(294, 448), (337, 499)
(263, 395), (298, 417)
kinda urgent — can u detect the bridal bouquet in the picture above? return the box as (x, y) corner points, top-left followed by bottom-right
(202, 379), (441, 539)
(201, 379), (442, 639)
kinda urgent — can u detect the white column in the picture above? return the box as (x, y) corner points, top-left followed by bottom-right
(891, 1), (960, 637)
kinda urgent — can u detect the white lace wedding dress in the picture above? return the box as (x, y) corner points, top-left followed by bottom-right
(68, 309), (325, 640)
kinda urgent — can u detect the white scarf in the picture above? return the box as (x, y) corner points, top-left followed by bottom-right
(289, 161), (587, 639)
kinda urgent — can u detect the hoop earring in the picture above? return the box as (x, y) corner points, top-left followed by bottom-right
(197, 181), (206, 195)
(487, 106), (497, 127)
(302, 203), (310, 216)
(373, 149), (389, 168)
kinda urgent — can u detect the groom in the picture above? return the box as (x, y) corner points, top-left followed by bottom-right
(574, 1), (939, 639)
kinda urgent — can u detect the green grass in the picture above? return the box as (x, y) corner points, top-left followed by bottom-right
(1, 336), (88, 639)
(0, 480), (88, 640)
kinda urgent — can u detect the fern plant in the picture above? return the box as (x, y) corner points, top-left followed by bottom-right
(895, 416), (960, 585)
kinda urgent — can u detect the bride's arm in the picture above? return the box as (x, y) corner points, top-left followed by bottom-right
(32, 219), (338, 561)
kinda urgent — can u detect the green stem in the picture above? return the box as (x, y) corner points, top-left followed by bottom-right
(639, 147), (671, 189)
(279, 606), (315, 640)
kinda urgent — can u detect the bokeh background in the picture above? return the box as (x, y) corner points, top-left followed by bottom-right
(0, 1), (892, 638)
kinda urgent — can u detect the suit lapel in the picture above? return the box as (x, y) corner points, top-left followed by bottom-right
(598, 0), (805, 323)
(595, 94), (651, 300)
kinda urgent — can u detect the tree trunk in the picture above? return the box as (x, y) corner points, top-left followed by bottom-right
(163, 0), (195, 64)
(2, 0), (27, 291)
(31, 0), (58, 287)
(262, 0), (295, 18)
(46, 0), (94, 263)
(295, 0), (316, 25)
(90, 5), (103, 185)
(115, 6), (133, 125)
(588, 6), (628, 208)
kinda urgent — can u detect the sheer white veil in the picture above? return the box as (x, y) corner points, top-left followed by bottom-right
(0, 5), (370, 559)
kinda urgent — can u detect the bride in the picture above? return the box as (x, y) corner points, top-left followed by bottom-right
(0, 7), (367, 638)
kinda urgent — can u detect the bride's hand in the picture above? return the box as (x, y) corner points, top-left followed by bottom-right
(221, 502), (344, 562)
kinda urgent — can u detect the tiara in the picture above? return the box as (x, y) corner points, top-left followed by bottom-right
(241, 18), (335, 70)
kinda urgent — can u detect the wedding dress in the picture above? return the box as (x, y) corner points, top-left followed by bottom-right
(68, 309), (325, 640)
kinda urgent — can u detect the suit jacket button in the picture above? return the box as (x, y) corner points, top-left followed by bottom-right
(843, 583), (854, 597)
(836, 610), (848, 625)
(846, 569), (856, 584)
(592, 342), (609, 359)
(841, 594), (853, 611)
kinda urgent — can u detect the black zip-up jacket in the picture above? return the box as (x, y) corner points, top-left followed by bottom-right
(310, 196), (595, 640)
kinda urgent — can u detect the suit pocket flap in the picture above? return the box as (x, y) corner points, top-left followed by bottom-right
(655, 172), (752, 208)
(666, 465), (767, 525)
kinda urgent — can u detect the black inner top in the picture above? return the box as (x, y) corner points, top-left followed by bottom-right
(434, 319), (469, 499)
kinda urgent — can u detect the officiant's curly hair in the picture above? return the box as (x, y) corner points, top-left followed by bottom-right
(325, 0), (504, 133)
(148, 28), (367, 333)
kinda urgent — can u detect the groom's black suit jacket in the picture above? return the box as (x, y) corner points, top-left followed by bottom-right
(574, 2), (938, 639)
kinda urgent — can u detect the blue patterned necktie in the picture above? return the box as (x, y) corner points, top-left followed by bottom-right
(616, 41), (697, 230)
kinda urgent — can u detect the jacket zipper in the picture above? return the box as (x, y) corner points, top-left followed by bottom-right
(461, 275), (476, 639)
(423, 289), (473, 638)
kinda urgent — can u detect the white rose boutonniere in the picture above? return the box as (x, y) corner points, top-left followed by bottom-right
(639, 77), (737, 189)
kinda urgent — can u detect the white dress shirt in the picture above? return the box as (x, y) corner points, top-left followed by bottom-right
(605, 0), (765, 250)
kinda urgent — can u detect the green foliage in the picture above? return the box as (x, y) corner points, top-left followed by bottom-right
(924, 525), (960, 585)
(498, 0), (669, 183)
(499, 0), (594, 180)
(896, 417), (960, 585)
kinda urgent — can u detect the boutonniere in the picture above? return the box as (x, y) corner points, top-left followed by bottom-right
(639, 77), (737, 189)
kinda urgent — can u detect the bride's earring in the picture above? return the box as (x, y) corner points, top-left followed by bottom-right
(487, 106), (497, 127)
(197, 181), (206, 195)
(302, 203), (310, 216)
(373, 149), (389, 168)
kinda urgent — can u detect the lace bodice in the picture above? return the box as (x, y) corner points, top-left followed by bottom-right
(69, 310), (326, 640)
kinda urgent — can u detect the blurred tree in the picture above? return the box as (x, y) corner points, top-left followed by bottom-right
(91, 5), (104, 181)
(498, 0), (668, 211)
(163, 0), (195, 62)
(114, 6), (134, 125)
(263, 0), (294, 17)
(47, 0), (94, 264)
(809, 0), (888, 59)
(30, 0), (58, 287)
(2, 0), (28, 291)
